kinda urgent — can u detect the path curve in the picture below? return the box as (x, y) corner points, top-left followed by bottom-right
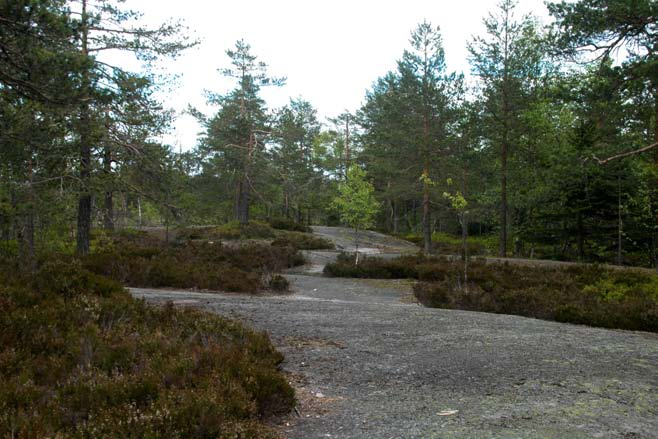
(131, 227), (658, 439)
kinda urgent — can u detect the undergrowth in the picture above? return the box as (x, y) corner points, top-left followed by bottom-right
(86, 230), (304, 293)
(324, 253), (658, 332)
(271, 231), (334, 251)
(398, 232), (494, 256)
(176, 221), (276, 242)
(0, 257), (295, 438)
(268, 218), (311, 233)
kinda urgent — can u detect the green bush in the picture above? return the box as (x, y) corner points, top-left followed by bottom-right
(268, 218), (311, 233)
(0, 259), (294, 437)
(271, 231), (334, 250)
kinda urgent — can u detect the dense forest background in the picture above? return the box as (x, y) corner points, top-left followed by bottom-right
(1, 0), (656, 267)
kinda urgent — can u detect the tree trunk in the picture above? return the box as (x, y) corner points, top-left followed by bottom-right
(617, 175), (623, 266)
(284, 190), (290, 219)
(422, 175), (431, 255)
(76, 0), (92, 255)
(103, 146), (113, 231)
(499, 139), (508, 257)
(653, 85), (658, 270)
(577, 210), (585, 262)
(461, 211), (468, 293)
(236, 132), (253, 225)
(422, 109), (432, 255)
(236, 177), (250, 225)
(137, 196), (142, 227)
(104, 191), (113, 231)
(354, 227), (360, 265)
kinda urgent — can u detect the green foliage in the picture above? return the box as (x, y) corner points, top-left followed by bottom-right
(333, 165), (379, 233)
(0, 257), (294, 438)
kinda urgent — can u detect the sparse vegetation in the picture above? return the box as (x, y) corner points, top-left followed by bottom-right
(0, 257), (295, 438)
(325, 253), (658, 332)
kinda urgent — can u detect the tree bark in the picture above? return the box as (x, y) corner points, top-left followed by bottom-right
(422, 108), (432, 255)
(577, 210), (585, 262)
(499, 138), (508, 257)
(76, 0), (92, 255)
(103, 146), (113, 231)
(236, 132), (253, 225)
(617, 174), (623, 266)
(651, 83), (658, 271)
(236, 177), (250, 224)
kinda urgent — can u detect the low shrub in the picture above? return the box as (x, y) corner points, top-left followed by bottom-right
(215, 221), (276, 240)
(413, 261), (658, 332)
(268, 218), (311, 233)
(398, 232), (489, 255)
(175, 221), (276, 242)
(324, 252), (658, 332)
(85, 239), (303, 293)
(0, 258), (294, 437)
(271, 231), (334, 251)
(268, 274), (290, 291)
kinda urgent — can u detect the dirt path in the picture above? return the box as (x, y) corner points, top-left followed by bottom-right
(131, 227), (658, 439)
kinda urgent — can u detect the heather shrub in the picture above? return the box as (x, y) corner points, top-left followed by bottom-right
(324, 252), (657, 332)
(268, 274), (290, 291)
(216, 221), (275, 240)
(271, 231), (334, 250)
(85, 237), (303, 293)
(268, 218), (311, 233)
(324, 253), (425, 278)
(413, 261), (658, 332)
(175, 221), (277, 242)
(0, 258), (294, 438)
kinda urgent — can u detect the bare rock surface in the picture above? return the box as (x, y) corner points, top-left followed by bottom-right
(130, 227), (658, 439)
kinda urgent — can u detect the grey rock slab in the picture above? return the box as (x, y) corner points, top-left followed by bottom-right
(129, 226), (658, 438)
(130, 279), (657, 439)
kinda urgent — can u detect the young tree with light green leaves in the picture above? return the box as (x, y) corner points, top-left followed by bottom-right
(333, 165), (379, 265)
(444, 179), (470, 290)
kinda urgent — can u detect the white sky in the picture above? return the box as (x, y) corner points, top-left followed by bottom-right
(124, 0), (553, 151)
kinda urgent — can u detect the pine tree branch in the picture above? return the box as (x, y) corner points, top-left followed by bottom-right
(592, 142), (658, 165)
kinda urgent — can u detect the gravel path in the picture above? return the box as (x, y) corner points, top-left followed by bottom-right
(131, 227), (658, 439)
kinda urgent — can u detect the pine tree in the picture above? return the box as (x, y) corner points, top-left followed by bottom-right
(468, 0), (545, 257)
(203, 40), (284, 225)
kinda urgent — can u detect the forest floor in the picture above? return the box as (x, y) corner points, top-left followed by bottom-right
(131, 226), (658, 439)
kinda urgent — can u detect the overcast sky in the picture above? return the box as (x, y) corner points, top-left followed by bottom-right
(123, 0), (553, 151)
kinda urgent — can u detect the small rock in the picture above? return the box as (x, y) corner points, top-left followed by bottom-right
(315, 392), (325, 398)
